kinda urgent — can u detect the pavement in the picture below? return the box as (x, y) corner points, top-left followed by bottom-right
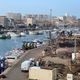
(1, 48), (44, 80)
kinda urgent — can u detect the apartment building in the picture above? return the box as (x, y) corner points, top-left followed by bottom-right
(0, 16), (9, 28)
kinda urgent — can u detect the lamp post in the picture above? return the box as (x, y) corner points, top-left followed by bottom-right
(49, 9), (52, 46)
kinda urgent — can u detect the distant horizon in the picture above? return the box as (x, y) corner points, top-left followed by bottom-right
(0, 0), (80, 18)
(0, 12), (79, 18)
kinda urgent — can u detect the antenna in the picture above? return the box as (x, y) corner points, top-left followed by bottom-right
(50, 9), (52, 27)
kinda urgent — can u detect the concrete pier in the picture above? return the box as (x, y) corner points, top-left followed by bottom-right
(0, 48), (44, 80)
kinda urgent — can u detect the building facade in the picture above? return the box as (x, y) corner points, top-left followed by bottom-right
(23, 14), (50, 26)
(0, 16), (9, 28)
(6, 13), (22, 21)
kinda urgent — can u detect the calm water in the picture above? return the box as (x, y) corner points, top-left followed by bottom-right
(0, 34), (47, 57)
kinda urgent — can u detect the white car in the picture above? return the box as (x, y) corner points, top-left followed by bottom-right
(21, 58), (40, 72)
(21, 60), (32, 72)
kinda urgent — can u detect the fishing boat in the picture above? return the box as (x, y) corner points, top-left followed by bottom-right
(22, 41), (37, 50)
(0, 34), (11, 39)
(7, 32), (18, 37)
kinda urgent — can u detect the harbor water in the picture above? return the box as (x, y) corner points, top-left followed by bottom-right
(0, 34), (47, 57)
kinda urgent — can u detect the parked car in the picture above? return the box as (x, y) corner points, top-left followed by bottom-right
(5, 56), (18, 66)
(21, 58), (38, 72)
(21, 60), (31, 72)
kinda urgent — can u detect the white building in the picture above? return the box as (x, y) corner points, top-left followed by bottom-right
(6, 13), (22, 21)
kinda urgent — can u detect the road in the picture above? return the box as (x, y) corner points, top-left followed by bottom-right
(2, 48), (44, 80)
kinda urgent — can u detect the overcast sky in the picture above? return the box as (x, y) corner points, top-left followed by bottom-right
(0, 0), (80, 17)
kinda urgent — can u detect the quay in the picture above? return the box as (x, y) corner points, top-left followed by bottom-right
(59, 36), (80, 40)
(1, 47), (44, 80)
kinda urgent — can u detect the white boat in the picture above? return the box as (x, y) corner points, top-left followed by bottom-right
(18, 32), (26, 37)
(7, 32), (18, 37)
(33, 39), (40, 43)
(33, 39), (43, 48)
(28, 31), (38, 35)
(29, 30), (43, 35)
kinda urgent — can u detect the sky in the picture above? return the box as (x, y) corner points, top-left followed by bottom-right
(0, 0), (80, 18)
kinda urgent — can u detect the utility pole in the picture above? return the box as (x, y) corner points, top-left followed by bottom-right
(49, 9), (52, 39)
(74, 36), (77, 62)
(48, 9), (52, 46)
